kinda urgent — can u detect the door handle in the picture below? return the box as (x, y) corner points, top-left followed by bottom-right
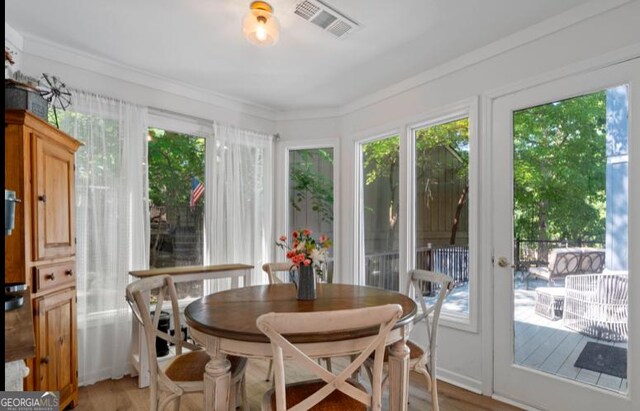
(497, 257), (515, 268)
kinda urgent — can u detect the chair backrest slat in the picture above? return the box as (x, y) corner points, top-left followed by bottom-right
(257, 304), (402, 411)
(407, 269), (454, 377)
(125, 275), (187, 394)
(262, 262), (293, 284)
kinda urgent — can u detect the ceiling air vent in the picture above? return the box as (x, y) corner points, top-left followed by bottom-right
(294, 0), (360, 39)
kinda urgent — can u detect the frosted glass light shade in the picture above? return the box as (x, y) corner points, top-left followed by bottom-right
(243, 2), (279, 46)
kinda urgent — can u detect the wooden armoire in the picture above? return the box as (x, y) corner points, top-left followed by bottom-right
(5, 109), (82, 409)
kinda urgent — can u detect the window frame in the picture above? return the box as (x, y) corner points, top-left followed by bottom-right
(354, 131), (402, 289)
(278, 138), (340, 282)
(407, 98), (479, 332)
(147, 110), (212, 292)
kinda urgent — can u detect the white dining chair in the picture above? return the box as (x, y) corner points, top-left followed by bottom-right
(262, 262), (293, 285)
(262, 262), (332, 382)
(364, 269), (453, 411)
(257, 304), (402, 411)
(126, 275), (248, 411)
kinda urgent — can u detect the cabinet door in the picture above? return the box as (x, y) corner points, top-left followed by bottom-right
(35, 288), (77, 402)
(32, 132), (76, 259)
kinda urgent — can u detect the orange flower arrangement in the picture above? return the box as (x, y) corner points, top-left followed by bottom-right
(276, 229), (331, 274)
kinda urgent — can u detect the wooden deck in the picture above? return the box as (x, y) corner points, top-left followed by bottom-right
(514, 287), (628, 393)
(430, 278), (628, 393)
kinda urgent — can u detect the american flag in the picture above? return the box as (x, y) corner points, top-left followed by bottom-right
(190, 177), (204, 210)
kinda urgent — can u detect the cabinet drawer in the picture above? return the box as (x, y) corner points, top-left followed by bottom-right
(33, 263), (76, 293)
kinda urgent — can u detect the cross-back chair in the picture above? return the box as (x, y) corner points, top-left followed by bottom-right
(262, 262), (293, 285)
(364, 269), (453, 411)
(257, 304), (403, 411)
(126, 275), (248, 411)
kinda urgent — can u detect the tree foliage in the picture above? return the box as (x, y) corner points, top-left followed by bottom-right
(415, 119), (470, 245)
(513, 92), (606, 242)
(147, 128), (205, 211)
(361, 120), (470, 247)
(414, 118), (469, 204)
(360, 92), (607, 247)
(289, 149), (334, 223)
(362, 136), (400, 243)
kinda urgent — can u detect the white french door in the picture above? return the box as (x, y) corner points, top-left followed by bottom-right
(492, 57), (639, 411)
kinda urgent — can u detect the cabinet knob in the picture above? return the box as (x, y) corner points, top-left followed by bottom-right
(38, 195), (47, 203)
(45, 273), (55, 281)
(65, 269), (73, 276)
(41, 356), (49, 364)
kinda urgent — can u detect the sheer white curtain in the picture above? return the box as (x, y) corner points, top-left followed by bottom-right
(59, 90), (149, 385)
(205, 123), (274, 286)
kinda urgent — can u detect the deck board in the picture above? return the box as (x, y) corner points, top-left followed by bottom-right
(429, 280), (628, 394)
(513, 287), (628, 393)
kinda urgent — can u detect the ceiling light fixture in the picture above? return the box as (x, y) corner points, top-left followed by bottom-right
(243, 1), (280, 46)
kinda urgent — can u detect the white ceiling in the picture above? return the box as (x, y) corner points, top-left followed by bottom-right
(6, 0), (592, 111)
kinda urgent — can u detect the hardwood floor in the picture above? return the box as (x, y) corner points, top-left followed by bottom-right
(74, 358), (521, 410)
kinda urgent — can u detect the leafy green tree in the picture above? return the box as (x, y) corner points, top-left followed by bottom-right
(361, 119), (470, 250)
(362, 136), (400, 250)
(289, 149), (334, 224)
(147, 128), (205, 212)
(147, 128), (205, 267)
(415, 119), (469, 245)
(513, 92), (606, 243)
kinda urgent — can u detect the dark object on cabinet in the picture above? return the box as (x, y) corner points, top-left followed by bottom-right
(5, 80), (49, 121)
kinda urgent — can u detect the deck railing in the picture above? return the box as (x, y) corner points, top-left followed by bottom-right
(365, 245), (470, 292)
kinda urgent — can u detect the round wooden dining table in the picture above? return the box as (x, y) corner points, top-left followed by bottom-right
(185, 283), (417, 411)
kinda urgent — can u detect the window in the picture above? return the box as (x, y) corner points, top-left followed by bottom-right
(287, 148), (335, 282)
(411, 111), (474, 322)
(148, 127), (206, 299)
(358, 134), (400, 290)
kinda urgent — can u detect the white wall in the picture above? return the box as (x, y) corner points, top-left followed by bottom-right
(8, 0), (640, 398)
(276, 0), (640, 393)
(13, 36), (276, 134)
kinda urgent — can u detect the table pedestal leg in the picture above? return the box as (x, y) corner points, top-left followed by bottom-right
(204, 357), (231, 411)
(388, 339), (410, 411)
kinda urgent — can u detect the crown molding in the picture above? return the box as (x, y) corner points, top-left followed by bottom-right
(13, 0), (634, 124)
(274, 107), (341, 121)
(337, 0), (633, 118)
(5, 22), (24, 50)
(21, 33), (278, 121)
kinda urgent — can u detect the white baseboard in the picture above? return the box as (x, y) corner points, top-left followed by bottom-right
(436, 368), (483, 394)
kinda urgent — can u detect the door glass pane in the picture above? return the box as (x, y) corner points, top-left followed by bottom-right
(288, 148), (334, 282)
(148, 127), (206, 299)
(513, 86), (628, 394)
(361, 135), (400, 290)
(414, 119), (470, 316)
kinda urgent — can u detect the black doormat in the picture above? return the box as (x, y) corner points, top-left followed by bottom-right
(574, 342), (627, 379)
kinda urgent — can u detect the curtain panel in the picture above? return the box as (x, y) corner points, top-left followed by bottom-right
(59, 90), (150, 385)
(205, 123), (275, 286)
